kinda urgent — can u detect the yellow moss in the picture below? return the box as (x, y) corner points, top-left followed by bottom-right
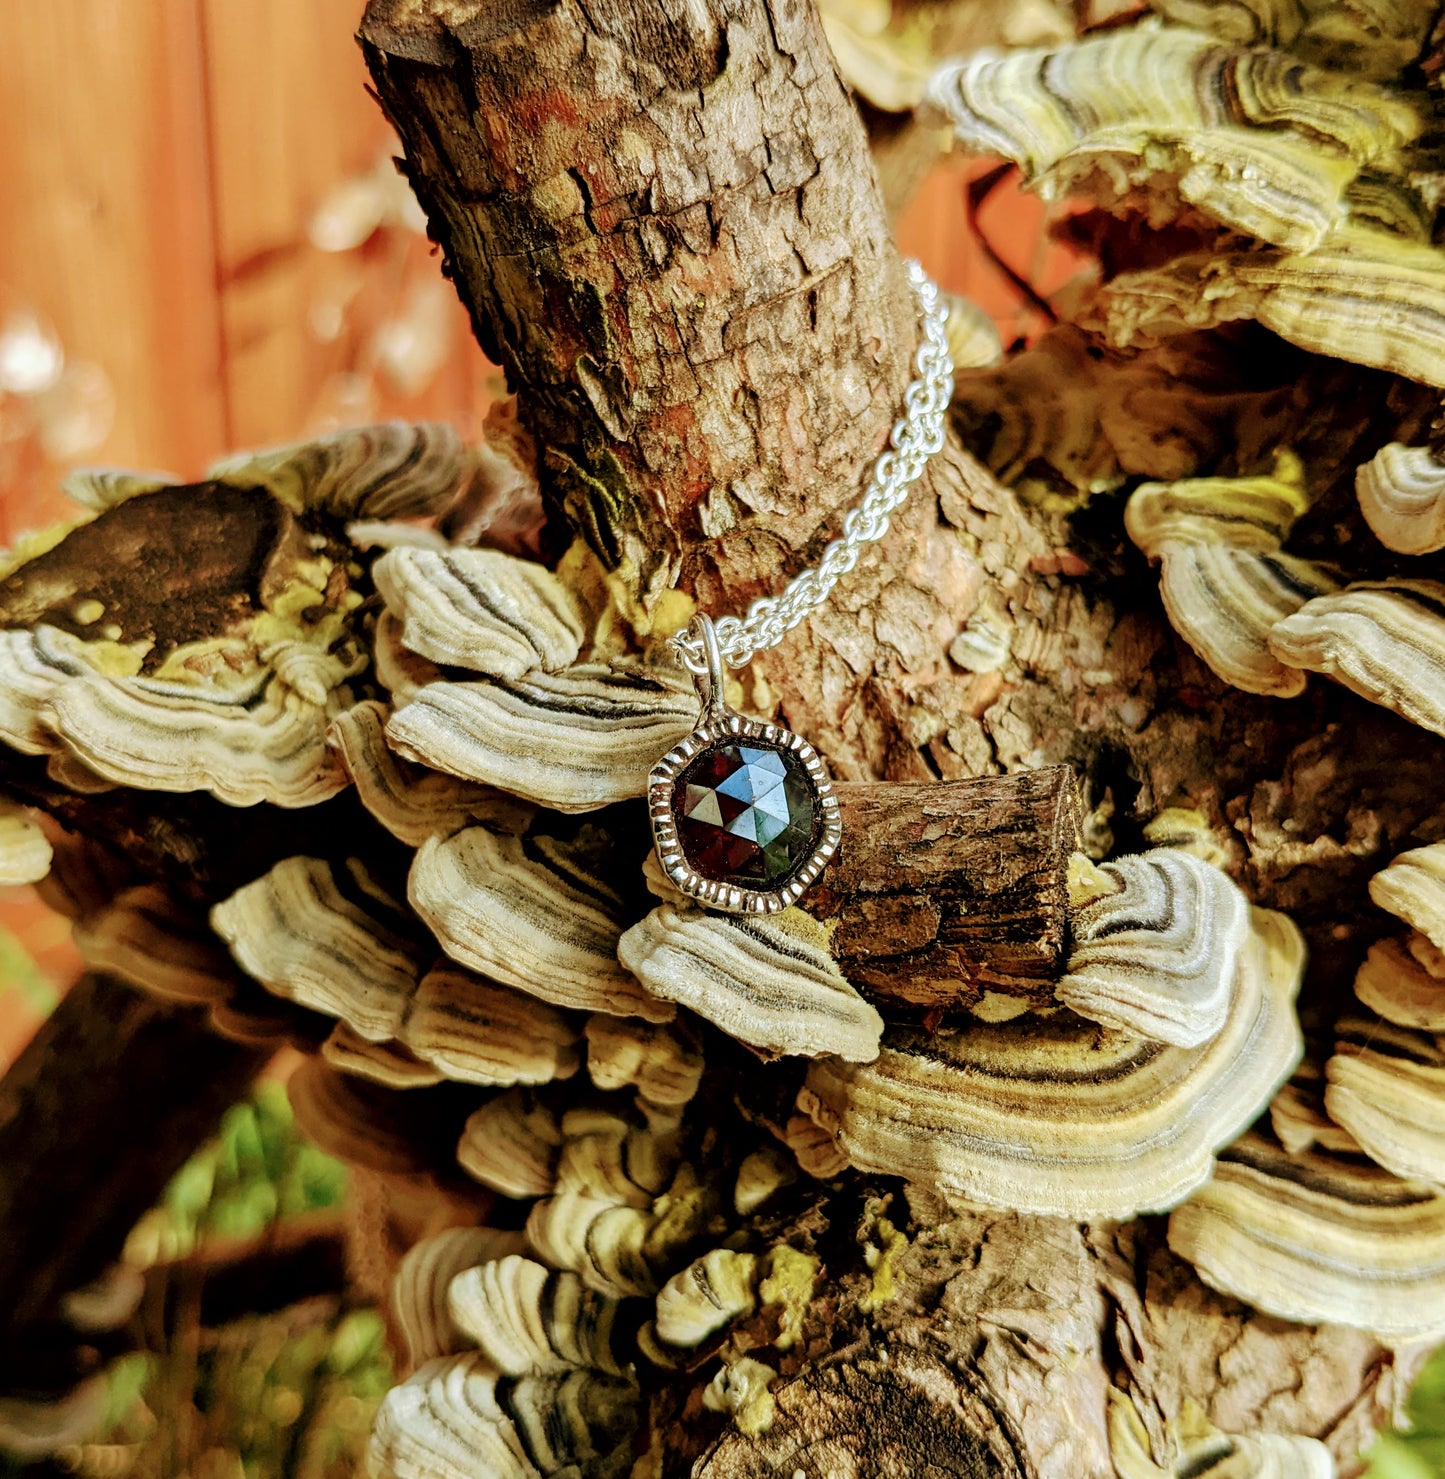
(758, 1244), (820, 1351)
(1068, 851), (1119, 909)
(858, 1213), (909, 1314)
(703, 1356), (777, 1436)
(1141, 808), (1232, 868)
(78, 640), (148, 679)
(0, 518), (91, 584)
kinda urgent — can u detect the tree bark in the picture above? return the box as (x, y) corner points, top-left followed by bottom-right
(360, 2), (1427, 1474)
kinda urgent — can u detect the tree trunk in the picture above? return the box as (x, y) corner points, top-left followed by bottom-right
(359, 2), (1428, 1473)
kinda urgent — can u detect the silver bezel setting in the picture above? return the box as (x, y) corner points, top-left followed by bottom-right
(648, 711), (842, 914)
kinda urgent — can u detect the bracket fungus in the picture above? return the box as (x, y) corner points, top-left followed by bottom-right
(617, 904), (883, 1062)
(392, 1228), (530, 1371)
(1353, 934), (1445, 1031)
(215, 856), (582, 1086)
(1368, 841), (1445, 953)
(457, 1090), (564, 1200)
(1123, 460), (1338, 698)
(1056, 847), (1251, 1047)
(1168, 1131), (1445, 1338)
(1326, 1013), (1445, 1188)
(411, 822), (670, 1021)
(0, 804), (50, 886)
(208, 420), (471, 523)
(0, 426), (469, 810)
(1268, 581), (1445, 738)
(927, 27), (1419, 253)
(1108, 1389), (1333, 1479)
(365, 1352), (637, 1479)
(803, 907), (1304, 1218)
(328, 699), (530, 848)
(583, 1015), (705, 1109)
(387, 662), (696, 811)
(213, 855), (427, 1044)
(373, 546), (585, 678)
(447, 1253), (630, 1377)
(1356, 442), (1445, 555)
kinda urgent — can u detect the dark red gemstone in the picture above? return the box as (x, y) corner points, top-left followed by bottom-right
(672, 741), (818, 887)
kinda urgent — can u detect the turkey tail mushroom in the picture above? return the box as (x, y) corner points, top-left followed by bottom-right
(1055, 847), (1251, 1048)
(1356, 442), (1445, 554)
(1168, 1131), (1445, 1339)
(802, 907), (1305, 1218)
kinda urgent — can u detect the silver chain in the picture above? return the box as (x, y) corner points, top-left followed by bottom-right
(671, 259), (954, 673)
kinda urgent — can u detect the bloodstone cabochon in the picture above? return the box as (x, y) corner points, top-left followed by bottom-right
(673, 741), (819, 886)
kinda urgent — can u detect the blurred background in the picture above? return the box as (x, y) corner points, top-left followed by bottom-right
(2, 2), (1438, 1476)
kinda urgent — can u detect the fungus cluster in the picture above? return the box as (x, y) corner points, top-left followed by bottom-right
(8, 1), (1445, 1465)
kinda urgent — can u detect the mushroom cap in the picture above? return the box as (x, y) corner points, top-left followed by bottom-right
(1325, 1012), (1445, 1187)
(803, 907), (1304, 1218)
(0, 478), (372, 807)
(617, 904), (883, 1062)
(1368, 840), (1445, 953)
(212, 855), (425, 1044)
(208, 421), (470, 522)
(1168, 1131), (1445, 1338)
(366, 1353), (638, 1479)
(448, 1253), (629, 1376)
(1125, 458), (1309, 558)
(584, 1015), (705, 1108)
(458, 1090), (564, 1199)
(1268, 580), (1445, 737)
(386, 662), (696, 811)
(1155, 543), (1339, 698)
(1356, 441), (1445, 555)
(0, 805), (50, 885)
(1056, 847), (1251, 1047)
(1354, 934), (1445, 1030)
(373, 546), (585, 678)
(391, 1227), (529, 1372)
(328, 699), (531, 848)
(927, 29), (1417, 253)
(410, 824), (671, 1022)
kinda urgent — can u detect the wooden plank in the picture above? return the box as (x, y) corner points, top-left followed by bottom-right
(802, 767), (1080, 1010)
(0, 1), (225, 491)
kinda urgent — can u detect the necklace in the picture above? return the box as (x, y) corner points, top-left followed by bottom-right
(649, 260), (954, 914)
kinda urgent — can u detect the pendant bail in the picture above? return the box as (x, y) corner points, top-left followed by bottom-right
(683, 613), (729, 724)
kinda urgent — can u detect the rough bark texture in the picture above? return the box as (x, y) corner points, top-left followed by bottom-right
(359, 2), (1430, 1474)
(361, 0), (990, 780)
(357, 2), (1431, 1479)
(810, 768), (1078, 1007)
(0, 974), (269, 1394)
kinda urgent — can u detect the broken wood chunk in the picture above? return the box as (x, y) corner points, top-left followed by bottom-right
(800, 767), (1079, 1010)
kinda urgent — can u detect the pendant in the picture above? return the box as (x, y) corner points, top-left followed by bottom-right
(649, 616), (842, 914)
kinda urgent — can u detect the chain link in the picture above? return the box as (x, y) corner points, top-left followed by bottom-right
(672, 259), (954, 673)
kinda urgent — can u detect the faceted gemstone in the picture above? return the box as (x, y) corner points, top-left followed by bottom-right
(672, 741), (819, 887)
